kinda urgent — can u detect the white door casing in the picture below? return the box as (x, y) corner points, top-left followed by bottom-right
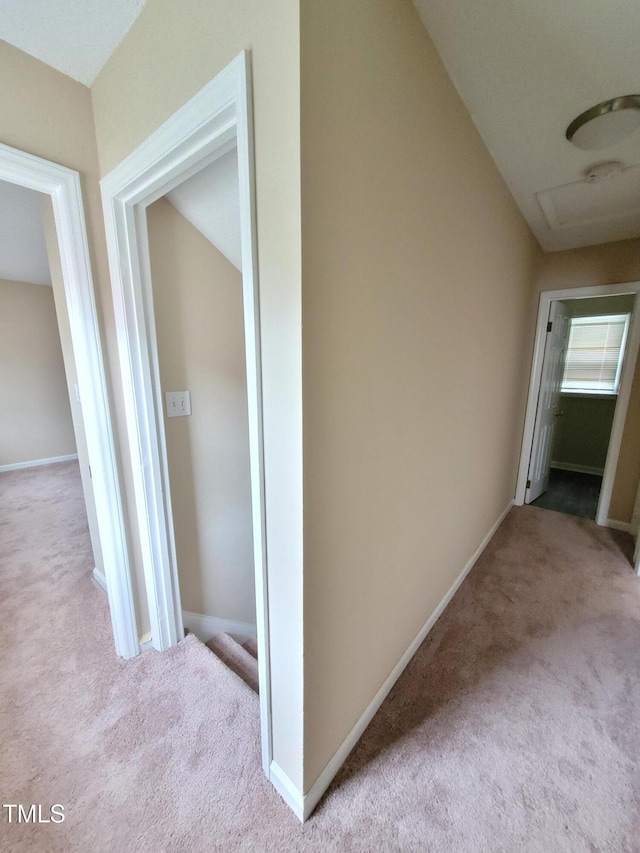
(0, 143), (138, 659)
(99, 52), (272, 775)
(631, 480), (640, 574)
(516, 282), (640, 530)
(526, 301), (570, 503)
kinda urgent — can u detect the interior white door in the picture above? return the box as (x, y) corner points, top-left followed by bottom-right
(526, 301), (570, 503)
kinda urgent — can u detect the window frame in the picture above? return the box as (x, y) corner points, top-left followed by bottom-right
(561, 312), (631, 397)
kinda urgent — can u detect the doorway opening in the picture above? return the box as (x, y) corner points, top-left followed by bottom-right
(516, 282), (640, 532)
(0, 143), (136, 659)
(0, 181), (96, 553)
(145, 146), (259, 691)
(100, 52), (271, 774)
(529, 294), (634, 520)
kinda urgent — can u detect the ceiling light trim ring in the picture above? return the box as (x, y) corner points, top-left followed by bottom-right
(566, 95), (640, 145)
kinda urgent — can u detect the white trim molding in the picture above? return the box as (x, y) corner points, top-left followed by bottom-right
(631, 483), (640, 540)
(0, 454), (78, 473)
(182, 611), (257, 645)
(100, 52), (272, 777)
(92, 567), (108, 593)
(298, 501), (514, 822)
(139, 632), (154, 652)
(550, 462), (604, 476)
(516, 281), (640, 527)
(0, 143), (138, 660)
(605, 519), (631, 534)
(270, 762), (304, 822)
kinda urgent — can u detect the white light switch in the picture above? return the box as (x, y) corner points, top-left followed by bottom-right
(165, 390), (191, 418)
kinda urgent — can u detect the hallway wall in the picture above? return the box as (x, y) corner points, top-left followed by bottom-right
(147, 198), (255, 627)
(0, 277), (76, 466)
(300, 0), (540, 790)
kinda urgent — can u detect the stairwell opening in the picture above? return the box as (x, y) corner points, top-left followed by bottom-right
(145, 145), (259, 696)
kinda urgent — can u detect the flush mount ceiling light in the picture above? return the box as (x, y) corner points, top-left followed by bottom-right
(566, 95), (640, 150)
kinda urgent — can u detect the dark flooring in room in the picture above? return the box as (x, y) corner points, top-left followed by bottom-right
(531, 467), (602, 520)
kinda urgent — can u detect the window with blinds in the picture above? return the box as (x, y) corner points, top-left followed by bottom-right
(561, 313), (630, 394)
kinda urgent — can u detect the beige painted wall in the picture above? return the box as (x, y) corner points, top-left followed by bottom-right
(147, 198), (255, 625)
(535, 239), (640, 523)
(300, 0), (540, 789)
(0, 40), (148, 635)
(0, 278), (76, 465)
(91, 0), (303, 786)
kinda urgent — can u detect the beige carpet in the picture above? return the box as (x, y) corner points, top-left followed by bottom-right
(205, 633), (259, 694)
(1, 462), (640, 851)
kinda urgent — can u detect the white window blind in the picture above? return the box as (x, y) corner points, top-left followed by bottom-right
(561, 313), (630, 394)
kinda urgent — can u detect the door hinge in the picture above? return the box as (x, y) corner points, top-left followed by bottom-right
(89, 465), (92, 479)
(547, 321), (553, 333)
(526, 479), (531, 489)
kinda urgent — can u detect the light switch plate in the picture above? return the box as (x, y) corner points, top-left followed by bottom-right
(165, 390), (191, 417)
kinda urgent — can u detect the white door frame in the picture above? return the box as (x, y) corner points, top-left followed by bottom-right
(99, 51), (272, 774)
(515, 281), (640, 528)
(632, 482), (640, 573)
(0, 143), (139, 659)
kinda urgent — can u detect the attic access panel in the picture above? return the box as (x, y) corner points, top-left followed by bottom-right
(537, 164), (640, 235)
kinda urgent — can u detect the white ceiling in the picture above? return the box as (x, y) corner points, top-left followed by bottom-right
(166, 149), (241, 271)
(0, 181), (51, 286)
(0, 0), (147, 86)
(2, 1), (638, 253)
(413, 0), (640, 251)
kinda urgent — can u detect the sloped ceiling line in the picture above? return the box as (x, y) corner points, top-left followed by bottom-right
(0, 180), (51, 286)
(165, 148), (242, 271)
(412, 0), (640, 251)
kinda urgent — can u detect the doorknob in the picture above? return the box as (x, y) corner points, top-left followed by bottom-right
(555, 410), (565, 417)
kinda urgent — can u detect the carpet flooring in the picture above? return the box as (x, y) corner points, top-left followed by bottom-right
(205, 633), (259, 694)
(1, 462), (640, 851)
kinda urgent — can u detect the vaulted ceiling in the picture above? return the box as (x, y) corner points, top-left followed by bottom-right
(1, 1), (638, 254)
(0, 0), (147, 86)
(166, 149), (241, 271)
(412, 0), (640, 252)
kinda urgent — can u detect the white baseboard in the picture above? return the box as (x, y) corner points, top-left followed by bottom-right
(606, 518), (631, 533)
(92, 567), (107, 593)
(300, 500), (515, 821)
(0, 453), (78, 473)
(550, 462), (604, 476)
(182, 611), (257, 644)
(139, 631), (154, 652)
(269, 761), (304, 821)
